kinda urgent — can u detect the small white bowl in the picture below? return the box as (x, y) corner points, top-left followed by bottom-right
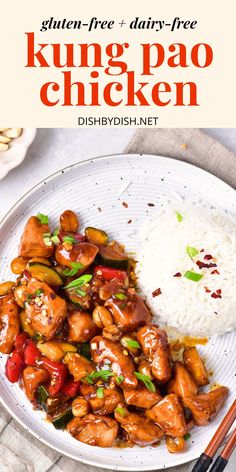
(0, 128), (36, 180)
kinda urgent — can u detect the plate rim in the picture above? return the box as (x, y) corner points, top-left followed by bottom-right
(0, 152), (235, 470)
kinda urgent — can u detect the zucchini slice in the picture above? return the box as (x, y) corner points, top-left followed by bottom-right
(52, 406), (73, 429)
(97, 243), (128, 270)
(85, 227), (108, 245)
(37, 385), (49, 410)
(28, 262), (63, 286)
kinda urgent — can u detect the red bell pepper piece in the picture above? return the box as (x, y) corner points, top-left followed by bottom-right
(5, 349), (24, 383)
(14, 332), (28, 355)
(24, 340), (41, 366)
(61, 378), (80, 397)
(94, 265), (127, 282)
(37, 358), (67, 396)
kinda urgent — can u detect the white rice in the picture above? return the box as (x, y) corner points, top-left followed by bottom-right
(137, 200), (236, 336)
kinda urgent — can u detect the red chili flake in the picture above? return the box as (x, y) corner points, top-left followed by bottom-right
(211, 269), (220, 275)
(211, 289), (222, 299)
(97, 207), (102, 212)
(196, 260), (217, 270)
(173, 272), (182, 277)
(204, 254), (213, 260)
(148, 203), (155, 207)
(200, 249), (204, 253)
(127, 219), (132, 224)
(122, 202), (128, 208)
(204, 287), (211, 293)
(152, 288), (162, 297)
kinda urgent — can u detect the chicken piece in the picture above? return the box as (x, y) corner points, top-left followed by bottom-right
(67, 414), (118, 447)
(168, 362), (198, 398)
(90, 336), (137, 389)
(0, 293), (20, 353)
(183, 347), (209, 386)
(105, 293), (151, 332)
(114, 404), (163, 446)
(19, 216), (54, 258)
(55, 242), (98, 270)
(64, 352), (95, 382)
(22, 366), (49, 401)
(123, 384), (162, 409)
(137, 325), (171, 383)
(19, 279), (67, 340)
(183, 387), (229, 426)
(68, 311), (97, 343)
(80, 383), (123, 415)
(146, 394), (187, 437)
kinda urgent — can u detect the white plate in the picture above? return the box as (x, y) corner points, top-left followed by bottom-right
(0, 128), (36, 180)
(0, 154), (235, 471)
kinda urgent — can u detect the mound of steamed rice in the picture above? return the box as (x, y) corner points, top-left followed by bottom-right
(137, 201), (236, 336)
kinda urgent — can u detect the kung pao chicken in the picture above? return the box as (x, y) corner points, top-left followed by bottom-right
(0, 210), (229, 451)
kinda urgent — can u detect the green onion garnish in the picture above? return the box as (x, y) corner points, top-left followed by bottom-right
(51, 235), (60, 245)
(64, 274), (93, 291)
(84, 369), (114, 385)
(184, 433), (191, 441)
(186, 246), (199, 259)
(116, 375), (125, 385)
(63, 236), (76, 244)
(115, 292), (127, 300)
(134, 372), (156, 392)
(53, 228), (59, 236)
(96, 387), (104, 398)
(176, 212), (183, 222)
(115, 407), (127, 417)
(126, 339), (141, 349)
(184, 271), (203, 282)
(63, 262), (84, 277)
(76, 289), (87, 297)
(35, 288), (44, 297)
(37, 213), (49, 224)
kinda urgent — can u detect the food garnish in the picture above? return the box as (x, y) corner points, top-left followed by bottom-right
(184, 271), (203, 282)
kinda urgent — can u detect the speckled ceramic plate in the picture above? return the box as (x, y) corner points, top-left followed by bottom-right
(0, 154), (235, 470)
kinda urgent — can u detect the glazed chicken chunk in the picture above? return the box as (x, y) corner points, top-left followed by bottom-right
(105, 293), (151, 331)
(80, 383), (124, 415)
(137, 325), (172, 383)
(67, 414), (118, 447)
(183, 386), (229, 426)
(19, 216), (54, 258)
(15, 279), (67, 339)
(168, 361), (198, 398)
(114, 404), (164, 446)
(0, 293), (20, 353)
(123, 384), (162, 409)
(146, 394), (187, 437)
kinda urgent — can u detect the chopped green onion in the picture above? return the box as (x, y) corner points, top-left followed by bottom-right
(186, 246), (199, 259)
(176, 212), (183, 222)
(64, 274), (93, 291)
(116, 375), (125, 385)
(25, 294), (33, 305)
(63, 236), (76, 244)
(43, 232), (51, 237)
(96, 387), (104, 398)
(63, 262), (84, 277)
(126, 339), (141, 349)
(33, 332), (43, 341)
(184, 433), (191, 441)
(37, 213), (49, 224)
(84, 369), (114, 385)
(43, 236), (53, 247)
(115, 292), (127, 300)
(76, 289), (87, 297)
(53, 228), (59, 236)
(35, 288), (44, 297)
(115, 407), (127, 417)
(134, 372), (156, 392)
(51, 235), (60, 245)
(184, 271), (203, 282)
